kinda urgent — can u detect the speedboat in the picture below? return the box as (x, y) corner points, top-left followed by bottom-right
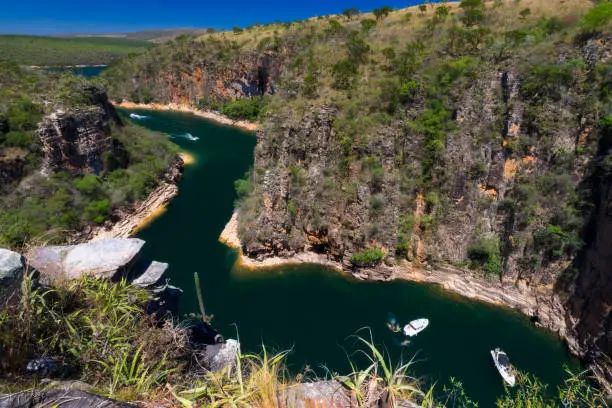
(129, 113), (147, 120)
(403, 318), (429, 337)
(490, 348), (516, 386)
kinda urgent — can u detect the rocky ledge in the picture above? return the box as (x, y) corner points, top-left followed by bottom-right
(72, 155), (184, 243)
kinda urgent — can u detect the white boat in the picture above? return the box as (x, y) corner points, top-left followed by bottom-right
(129, 113), (147, 120)
(490, 348), (516, 387)
(402, 318), (429, 337)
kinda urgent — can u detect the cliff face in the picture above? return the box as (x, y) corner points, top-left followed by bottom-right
(108, 1), (611, 391)
(105, 41), (285, 107)
(566, 152), (612, 390)
(38, 87), (122, 175)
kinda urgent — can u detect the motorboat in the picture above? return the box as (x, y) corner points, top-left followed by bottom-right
(402, 318), (429, 337)
(490, 348), (516, 386)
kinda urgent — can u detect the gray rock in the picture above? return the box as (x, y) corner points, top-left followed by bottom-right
(27, 239), (145, 281)
(0, 249), (23, 283)
(132, 261), (168, 288)
(0, 389), (137, 408)
(203, 339), (240, 374)
(280, 381), (352, 408)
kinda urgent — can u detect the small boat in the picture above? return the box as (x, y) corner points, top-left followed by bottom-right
(490, 348), (516, 387)
(129, 113), (147, 120)
(403, 318), (429, 337)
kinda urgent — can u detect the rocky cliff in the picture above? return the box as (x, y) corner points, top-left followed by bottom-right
(104, 40), (285, 107)
(38, 87), (122, 175)
(107, 0), (612, 392)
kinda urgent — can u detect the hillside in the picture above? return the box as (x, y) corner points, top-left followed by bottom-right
(103, 0), (612, 394)
(0, 62), (179, 248)
(0, 35), (152, 66)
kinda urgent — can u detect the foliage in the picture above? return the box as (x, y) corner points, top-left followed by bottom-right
(581, 2), (612, 32)
(373, 6), (393, 22)
(467, 235), (503, 275)
(220, 97), (268, 121)
(0, 35), (151, 66)
(342, 8), (360, 21)
(0, 275), (183, 398)
(361, 19), (377, 33)
(331, 60), (358, 90)
(350, 247), (385, 267)
(496, 369), (608, 407)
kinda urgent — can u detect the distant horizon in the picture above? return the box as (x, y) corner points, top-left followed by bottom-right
(0, 0), (431, 36)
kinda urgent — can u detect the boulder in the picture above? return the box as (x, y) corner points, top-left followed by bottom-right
(280, 381), (352, 408)
(132, 261), (168, 288)
(202, 339), (240, 374)
(0, 389), (137, 408)
(0, 249), (23, 283)
(27, 239), (145, 282)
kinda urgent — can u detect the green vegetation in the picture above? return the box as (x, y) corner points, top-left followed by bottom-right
(0, 63), (178, 248)
(467, 235), (503, 275)
(1, 275), (607, 406)
(350, 247), (385, 267)
(0, 35), (152, 66)
(100, 0), (609, 287)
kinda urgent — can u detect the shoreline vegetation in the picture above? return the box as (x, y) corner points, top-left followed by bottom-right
(83, 156), (186, 242)
(115, 101), (259, 132)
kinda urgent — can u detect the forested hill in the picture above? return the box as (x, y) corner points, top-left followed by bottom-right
(103, 0), (612, 392)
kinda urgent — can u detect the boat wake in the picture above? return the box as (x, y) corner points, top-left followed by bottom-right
(129, 113), (148, 120)
(172, 132), (200, 141)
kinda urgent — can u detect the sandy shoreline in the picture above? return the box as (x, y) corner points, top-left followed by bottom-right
(115, 101), (259, 132)
(219, 210), (566, 335)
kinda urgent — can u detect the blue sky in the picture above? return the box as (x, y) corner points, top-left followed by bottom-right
(0, 0), (428, 35)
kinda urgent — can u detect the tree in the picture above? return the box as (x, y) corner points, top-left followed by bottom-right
(361, 19), (377, 33)
(519, 8), (531, 19)
(342, 8), (360, 21)
(435, 6), (450, 21)
(331, 60), (358, 90)
(372, 6), (393, 21)
(418, 4), (427, 15)
(459, 0), (485, 27)
(232, 26), (243, 35)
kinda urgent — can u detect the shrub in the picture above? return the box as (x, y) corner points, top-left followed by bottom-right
(331, 60), (358, 90)
(361, 19), (377, 33)
(467, 235), (503, 275)
(220, 97), (267, 121)
(84, 199), (110, 224)
(581, 2), (612, 32)
(3, 130), (33, 148)
(350, 247), (385, 267)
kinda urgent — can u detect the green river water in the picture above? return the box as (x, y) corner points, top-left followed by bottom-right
(123, 108), (576, 406)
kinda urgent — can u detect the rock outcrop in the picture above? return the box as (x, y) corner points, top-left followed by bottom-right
(0, 389), (137, 408)
(38, 87), (121, 175)
(0, 248), (23, 283)
(106, 41), (285, 110)
(26, 238), (145, 282)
